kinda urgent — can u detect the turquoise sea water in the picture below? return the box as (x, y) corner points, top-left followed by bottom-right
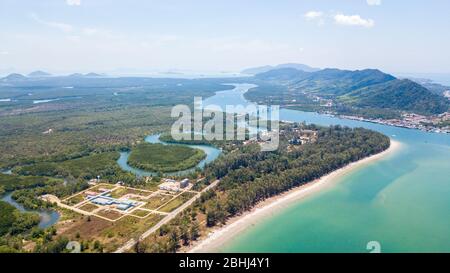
(205, 84), (450, 253)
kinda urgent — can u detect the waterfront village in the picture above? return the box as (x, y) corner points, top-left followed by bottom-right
(305, 94), (450, 134)
(338, 112), (450, 134)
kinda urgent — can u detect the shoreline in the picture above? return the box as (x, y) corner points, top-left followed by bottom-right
(186, 139), (402, 253)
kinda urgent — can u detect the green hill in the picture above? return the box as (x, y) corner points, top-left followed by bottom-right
(253, 68), (449, 115)
(339, 79), (449, 115)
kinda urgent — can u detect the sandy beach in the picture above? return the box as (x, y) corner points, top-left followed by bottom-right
(187, 139), (402, 253)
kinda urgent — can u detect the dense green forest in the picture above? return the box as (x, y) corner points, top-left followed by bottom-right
(128, 143), (206, 172)
(339, 79), (449, 115)
(0, 77), (235, 170)
(139, 123), (390, 252)
(0, 201), (40, 237)
(14, 151), (132, 181)
(0, 199), (74, 253)
(0, 173), (57, 194)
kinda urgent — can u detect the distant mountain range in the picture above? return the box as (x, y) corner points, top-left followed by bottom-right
(1, 72), (105, 81)
(1, 73), (27, 82)
(407, 77), (450, 97)
(253, 67), (449, 115)
(242, 63), (320, 75)
(67, 72), (103, 78)
(28, 71), (52, 77)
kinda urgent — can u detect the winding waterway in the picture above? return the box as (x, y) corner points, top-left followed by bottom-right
(204, 83), (450, 252)
(117, 134), (222, 177)
(1, 169), (60, 228)
(1, 192), (60, 229)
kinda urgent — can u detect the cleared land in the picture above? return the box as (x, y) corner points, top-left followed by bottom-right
(53, 181), (201, 252)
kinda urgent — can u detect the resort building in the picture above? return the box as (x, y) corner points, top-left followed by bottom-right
(159, 178), (190, 192)
(180, 178), (189, 188)
(88, 195), (139, 211)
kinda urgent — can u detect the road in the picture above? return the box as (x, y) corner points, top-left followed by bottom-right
(41, 194), (93, 216)
(114, 180), (219, 253)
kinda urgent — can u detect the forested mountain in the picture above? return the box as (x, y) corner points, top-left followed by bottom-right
(252, 67), (449, 115)
(340, 79), (449, 115)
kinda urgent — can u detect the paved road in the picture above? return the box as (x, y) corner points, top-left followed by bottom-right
(114, 180), (219, 253)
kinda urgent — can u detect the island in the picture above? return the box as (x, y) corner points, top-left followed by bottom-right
(127, 143), (206, 173)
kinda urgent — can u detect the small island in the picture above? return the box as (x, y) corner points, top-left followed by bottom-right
(127, 143), (206, 172)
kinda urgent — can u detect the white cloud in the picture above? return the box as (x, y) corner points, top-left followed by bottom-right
(66, 0), (81, 6)
(367, 0), (381, 6)
(304, 11), (323, 20)
(334, 14), (375, 28)
(304, 11), (325, 26)
(31, 13), (74, 32)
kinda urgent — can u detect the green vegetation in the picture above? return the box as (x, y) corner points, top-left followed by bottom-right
(0, 201), (38, 236)
(0, 105), (172, 170)
(159, 192), (197, 213)
(0, 172), (86, 210)
(15, 151), (132, 181)
(0, 77), (236, 253)
(0, 200), (41, 252)
(11, 180), (88, 210)
(250, 68), (449, 117)
(0, 173), (52, 192)
(0, 77), (233, 170)
(340, 79), (449, 115)
(143, 194), (173, 210)
(128, 143), (206, 172)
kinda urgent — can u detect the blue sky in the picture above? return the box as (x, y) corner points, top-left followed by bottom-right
(0, 0), (449, 75)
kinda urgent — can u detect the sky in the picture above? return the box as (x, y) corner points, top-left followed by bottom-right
(0, 0), (450, 75)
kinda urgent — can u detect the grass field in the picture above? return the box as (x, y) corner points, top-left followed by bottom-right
(142, 194), (173, 210)
(158, 192), (197, 213)
(110, 187), (151, 199)
(64, 194), (85, 206)
(127, 143), (206, 172)
(130, 209), (151, 218)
